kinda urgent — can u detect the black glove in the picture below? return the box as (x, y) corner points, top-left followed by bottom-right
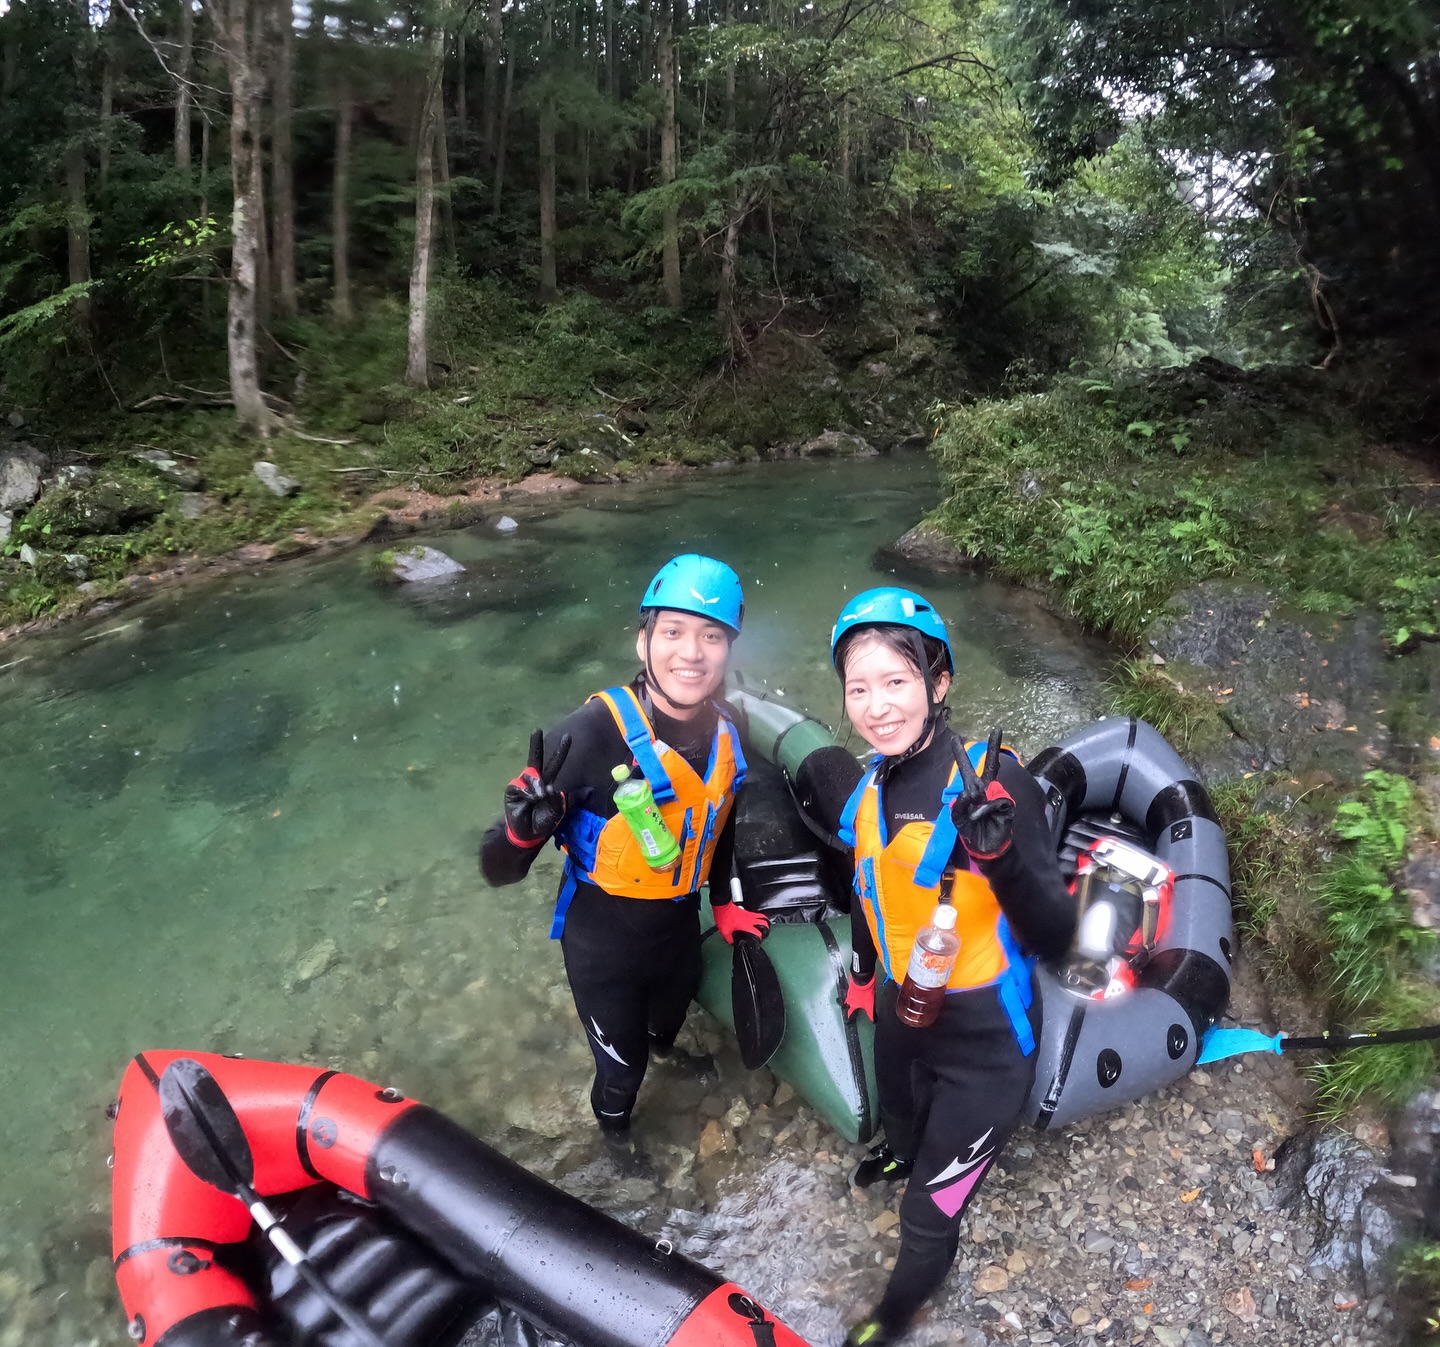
(503, 729), (572, 848)
(951, 728), (1015, 860)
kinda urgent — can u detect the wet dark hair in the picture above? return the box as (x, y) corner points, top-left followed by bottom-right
(834, 625), (950, 690)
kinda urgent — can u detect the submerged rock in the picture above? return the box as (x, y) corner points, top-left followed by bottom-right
(291, 938), (339, 988)
(253, 461), (300, 497)
(389, 545), (466, 583)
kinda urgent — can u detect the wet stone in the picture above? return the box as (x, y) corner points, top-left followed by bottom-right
(389, 545), (465, 583)
(253, 461), (300, 496)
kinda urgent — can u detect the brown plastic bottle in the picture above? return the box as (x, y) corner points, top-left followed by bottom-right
(895, 902), (961, 1028)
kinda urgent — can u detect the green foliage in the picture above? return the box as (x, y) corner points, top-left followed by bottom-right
(1106, 657), (1226, 754)
(1397, 1241), (1440, 1340)
(1311, 771), (1439, 1115)
(928, 367), (1440, 643)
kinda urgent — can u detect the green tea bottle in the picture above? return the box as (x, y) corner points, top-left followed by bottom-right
(611, 764), (681, 869)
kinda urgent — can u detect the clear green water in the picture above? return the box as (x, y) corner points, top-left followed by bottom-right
(0, 456), (1113, 1345)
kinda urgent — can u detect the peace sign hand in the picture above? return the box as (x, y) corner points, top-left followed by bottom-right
(503, 728), (573, 848)
(951, 727), (1016, 861)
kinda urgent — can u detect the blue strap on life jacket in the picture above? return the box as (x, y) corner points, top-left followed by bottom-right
(994, 915), (1037, 1055)
(601, 686), (676, 803)
(722, 714), (749, 792)
(549, 808), (607, 939)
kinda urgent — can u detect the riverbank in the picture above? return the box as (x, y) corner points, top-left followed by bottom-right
(897, 358), (1440, 1335)
(0, 288), (946, 635)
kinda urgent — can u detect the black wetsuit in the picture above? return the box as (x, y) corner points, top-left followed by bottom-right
(480, 675), (739, 1130)
(814, 724), (1075, 1330)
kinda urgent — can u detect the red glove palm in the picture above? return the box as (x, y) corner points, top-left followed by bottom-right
(844, 974), (875, 1021)
(714, 901), (770, 944)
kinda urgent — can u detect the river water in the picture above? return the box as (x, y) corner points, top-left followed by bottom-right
(0, 455), (1116, 1346)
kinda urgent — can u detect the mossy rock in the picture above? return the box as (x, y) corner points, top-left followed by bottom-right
(29, 478), (162, 537)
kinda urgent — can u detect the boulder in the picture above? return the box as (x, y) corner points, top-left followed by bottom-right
(875, 522), (977, 577)
(133, 448), (203, 489)
(28, 479), (161, 536)
(1144, 581), (1388, 779)
(388, 545), (466, 583)
(0, 511), (10, 545)
(6, 410), (24, 429)
(495, 515), (519, 534)
(0, 449), (44, 510)
(253, 461), (300, 497)
(800, 429), (876, 457)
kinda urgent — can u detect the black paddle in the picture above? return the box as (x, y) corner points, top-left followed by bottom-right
(728, 878), (786, 1069)
(158, 1058), (390, 1347)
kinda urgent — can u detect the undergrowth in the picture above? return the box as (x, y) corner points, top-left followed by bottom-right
(1106, 656), (1228, 755)
(927, 366), (1440, 645)
(0, 278), (922, 628)
(1397, 1241), (1440, 1340)
(1211, 769), (1439, 1116)
(1310, 770), (1440, 1117)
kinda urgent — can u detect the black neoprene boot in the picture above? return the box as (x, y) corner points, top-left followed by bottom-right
(849, 1142), (914, 1188)
(841, 1310), (911, 1347)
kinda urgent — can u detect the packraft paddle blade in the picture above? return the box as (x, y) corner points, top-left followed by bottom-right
(159, 1057), (256, 1195)
(1196, 1027), (1285, 1065)
(733, 933), (786, 1069)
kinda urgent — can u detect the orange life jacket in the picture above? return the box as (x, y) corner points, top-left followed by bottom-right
(838, 739), (1036, 1052)
(551, 686), (746, 936)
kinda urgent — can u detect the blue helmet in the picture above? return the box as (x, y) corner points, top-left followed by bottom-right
(829, 586), (954, 674)
(640, 555), (744, 636)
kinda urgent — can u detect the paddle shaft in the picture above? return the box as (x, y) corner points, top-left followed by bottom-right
(1282, 1022), (1440, 1052)
(241, 1181), (390, 1347)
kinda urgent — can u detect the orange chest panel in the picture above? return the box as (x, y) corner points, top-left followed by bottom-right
(850, 785), (1011, 990)
(572, 689), (741, 899)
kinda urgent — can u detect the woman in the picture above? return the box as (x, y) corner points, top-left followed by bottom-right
(825, 586), (1076, 1346)
(480, 555), (769, 1143)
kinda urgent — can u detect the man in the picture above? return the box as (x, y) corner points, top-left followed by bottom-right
(480, 555), (769, 1139)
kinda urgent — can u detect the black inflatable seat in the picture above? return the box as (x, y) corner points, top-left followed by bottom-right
(738, 852), (835, 923)
(261, 1187), (489, 1347)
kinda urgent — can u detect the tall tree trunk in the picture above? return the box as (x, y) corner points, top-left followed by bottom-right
(604, 0), (615, 97)
(481, 0), (503, 161)
(407, 23), (445, 386)
(838, 99), (849, 187)
(65, 142), (92, 326)
(271, 0), (297, 316)
(456, 31), (467, 146)
(332, 78), (352, 323)
(205, 0), (270, 432)
(656, 0), (681, 308)
(175, 0), (194, 169)
(538, 102), (558, 300)
(724, 0), (735, 132)
(492, 54), (512, 213)
(98, 14), (117, 188)
(537, 0), (557, 301)
(436, 114), (457, 261)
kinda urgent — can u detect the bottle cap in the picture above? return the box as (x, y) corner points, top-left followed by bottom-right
(611, 764), (631, 784)
(933, 903), (958, 930)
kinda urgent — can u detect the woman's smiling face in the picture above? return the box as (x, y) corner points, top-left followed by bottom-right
(841, 632), (951, 757)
